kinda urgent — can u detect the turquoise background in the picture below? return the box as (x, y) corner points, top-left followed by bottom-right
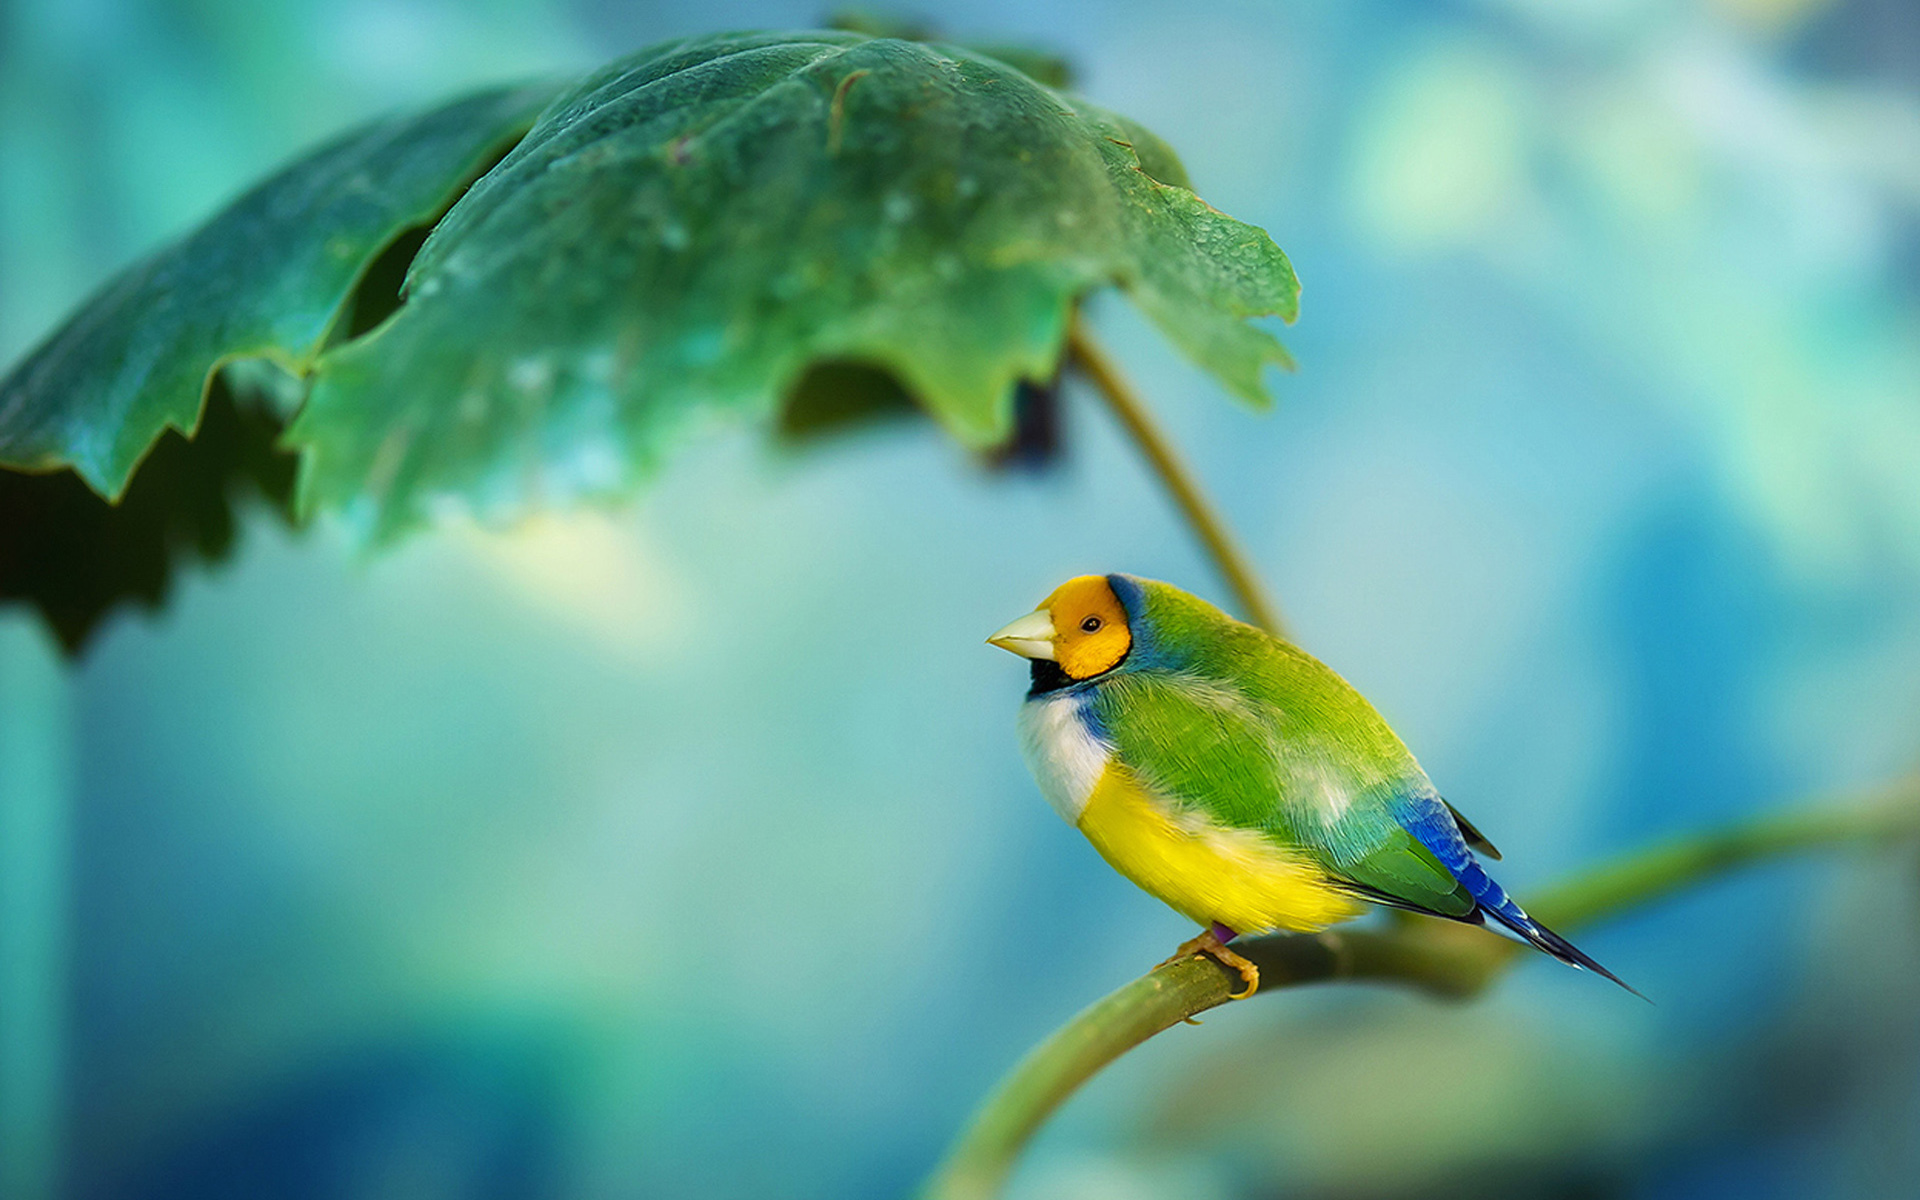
(3, 1), (1918, 1197)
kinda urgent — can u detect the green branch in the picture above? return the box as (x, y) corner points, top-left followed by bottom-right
(919, 778), (1920, 1200)
(1066, 320), (1286, 638)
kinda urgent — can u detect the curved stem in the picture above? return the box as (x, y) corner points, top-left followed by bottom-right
(919, 779), (1920, 1200)
(1065, 320), (1286, 638)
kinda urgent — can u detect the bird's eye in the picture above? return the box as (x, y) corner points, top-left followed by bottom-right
(1080, 615), (1104, 633)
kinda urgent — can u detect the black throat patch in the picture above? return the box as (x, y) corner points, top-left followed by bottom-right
(1026, 658), (1073, 698)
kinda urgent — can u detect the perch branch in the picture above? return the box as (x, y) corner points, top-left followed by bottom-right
(1065, 319), (1286, 638)
(920, 777), (1920, 1200)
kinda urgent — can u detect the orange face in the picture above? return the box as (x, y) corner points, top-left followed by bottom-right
(1043, 575), (1132, 680)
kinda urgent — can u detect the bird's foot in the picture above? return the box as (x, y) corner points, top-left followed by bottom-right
(1157, 927), (1260, 999)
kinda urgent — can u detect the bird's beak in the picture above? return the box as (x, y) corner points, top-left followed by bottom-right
(987, 609), (1057, 661)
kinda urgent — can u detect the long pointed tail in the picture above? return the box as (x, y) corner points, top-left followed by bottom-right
(1484, 906), (1647, 1000)
(1457, 858), (1647, 1000)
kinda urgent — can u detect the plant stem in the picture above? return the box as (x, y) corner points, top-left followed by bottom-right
(1525, 780), (1920, 930)
(919, 780), (1920, 1200)
(1065, 320), (1286, 638)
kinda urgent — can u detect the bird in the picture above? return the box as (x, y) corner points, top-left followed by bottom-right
(987, 573), (1635, 999)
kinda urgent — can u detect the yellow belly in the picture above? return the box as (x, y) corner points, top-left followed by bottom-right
(1076, 764), (1365, 934)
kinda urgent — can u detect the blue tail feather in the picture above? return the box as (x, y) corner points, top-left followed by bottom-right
(1463, 864), (1646, 999)
(1396, 793), (1645, 999)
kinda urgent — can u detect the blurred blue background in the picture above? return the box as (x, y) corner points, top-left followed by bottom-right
(3, 0), (1920, 1197)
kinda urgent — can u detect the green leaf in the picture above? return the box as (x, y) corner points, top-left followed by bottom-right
(290, 30), (1297, 540)
(0, 28), (1297, 565)
(0, 81), (562, 498)
(824, 11), (1077, 88)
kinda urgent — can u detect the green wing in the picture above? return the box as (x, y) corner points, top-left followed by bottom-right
(1330, 826), (1476, 917)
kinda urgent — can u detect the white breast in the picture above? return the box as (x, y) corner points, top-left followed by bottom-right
(1016, 693), (1113, 824)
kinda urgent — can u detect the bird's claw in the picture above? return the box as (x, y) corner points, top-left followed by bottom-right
(1157, 928), (1260, 999)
